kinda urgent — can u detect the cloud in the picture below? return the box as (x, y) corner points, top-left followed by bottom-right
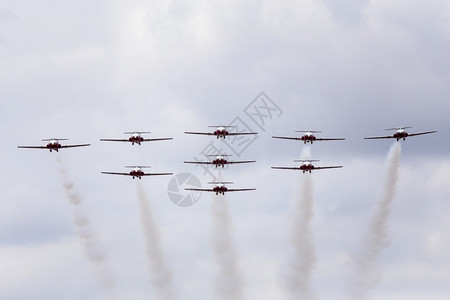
(2, 0), (450, 299)
(0, 9), (18, 21)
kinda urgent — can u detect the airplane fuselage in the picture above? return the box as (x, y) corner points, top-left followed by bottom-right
(213, 129), (229, 139)
(212, 185), (228, 195)
(129, 169), (144, 179)
(393, 130), (408, 141)
(300, 134), (317, 144)
(212, 158), (228, 167)
(300, 164), (315, 173)
(129, 135), (144, 145)
(46, 142), (62, 152)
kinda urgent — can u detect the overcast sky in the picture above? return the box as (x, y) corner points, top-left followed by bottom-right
(1, 1), (450, 299)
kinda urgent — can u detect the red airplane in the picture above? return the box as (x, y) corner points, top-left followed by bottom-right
(185, 125), (258, 139)
(272, 160), (343, 173)
(273, 130), (345, 144)
(17, 138), (90, 152)
(100, 131), (173, 145)
(101, 166), (172, 179)
(365, 127), (437, 141)
(184, 154), (255, 168)
(185, 182), (256, 195)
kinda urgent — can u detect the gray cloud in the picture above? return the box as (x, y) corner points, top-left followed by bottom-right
(2, 1), (450, 299)
(0, 9), (18, 21)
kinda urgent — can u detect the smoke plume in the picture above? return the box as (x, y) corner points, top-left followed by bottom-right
(283, 146), (317, 300)
(136, 182), (175, 300)
(56, 157), (114, 290)
(350, 142), (402, 299)
(210, 173), (243, 300)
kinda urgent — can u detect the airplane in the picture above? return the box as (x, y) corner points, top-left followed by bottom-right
(17, 138), (90, 152)
(273, 130), (345, 144)
(185, 182), (256, 195)
(100, 131), (173, 145)
(272, 160), (343, 173)
(185, 125), (258, 139)
(101, 166), (172, 179)
(364, 127), (437, 141)
(184, 154), (255, 168)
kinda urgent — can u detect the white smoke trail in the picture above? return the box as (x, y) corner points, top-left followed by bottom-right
(56, 156), (114, 290)
(350, 142), (402, 299)
(283, 146), (317, 300)
(210, 172), (243, 300)
(136, 181), (175, 300)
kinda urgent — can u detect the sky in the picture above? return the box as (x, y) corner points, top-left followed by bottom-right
(1, 0), (450, 299)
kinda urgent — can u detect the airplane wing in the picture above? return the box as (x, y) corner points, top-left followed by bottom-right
(185, 188), (213, 192)
(185, 188), (256, 192)
(101, 172), (131, 176)
(60, 144), (91, 148)
(408, 130), (437, 137)
(273, 136), (345, 141)
(100, 138), (129, 142)
(227, 160), (256, 164)
(315, 138), (345, 141)
(17, 146), (48, 149)
(227, 132), (258, 136)
(184, 132), (214, 136)
(314, 166), (343, 170)
(142, 138), (173, 142)
(184, 161), (214, 165)
(272, 136), (300, 141)
(226, 188), (256, 192)
(271, 166), (301, 170)
(364, 135), (394, 140)
(141, 173), (173, 176)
